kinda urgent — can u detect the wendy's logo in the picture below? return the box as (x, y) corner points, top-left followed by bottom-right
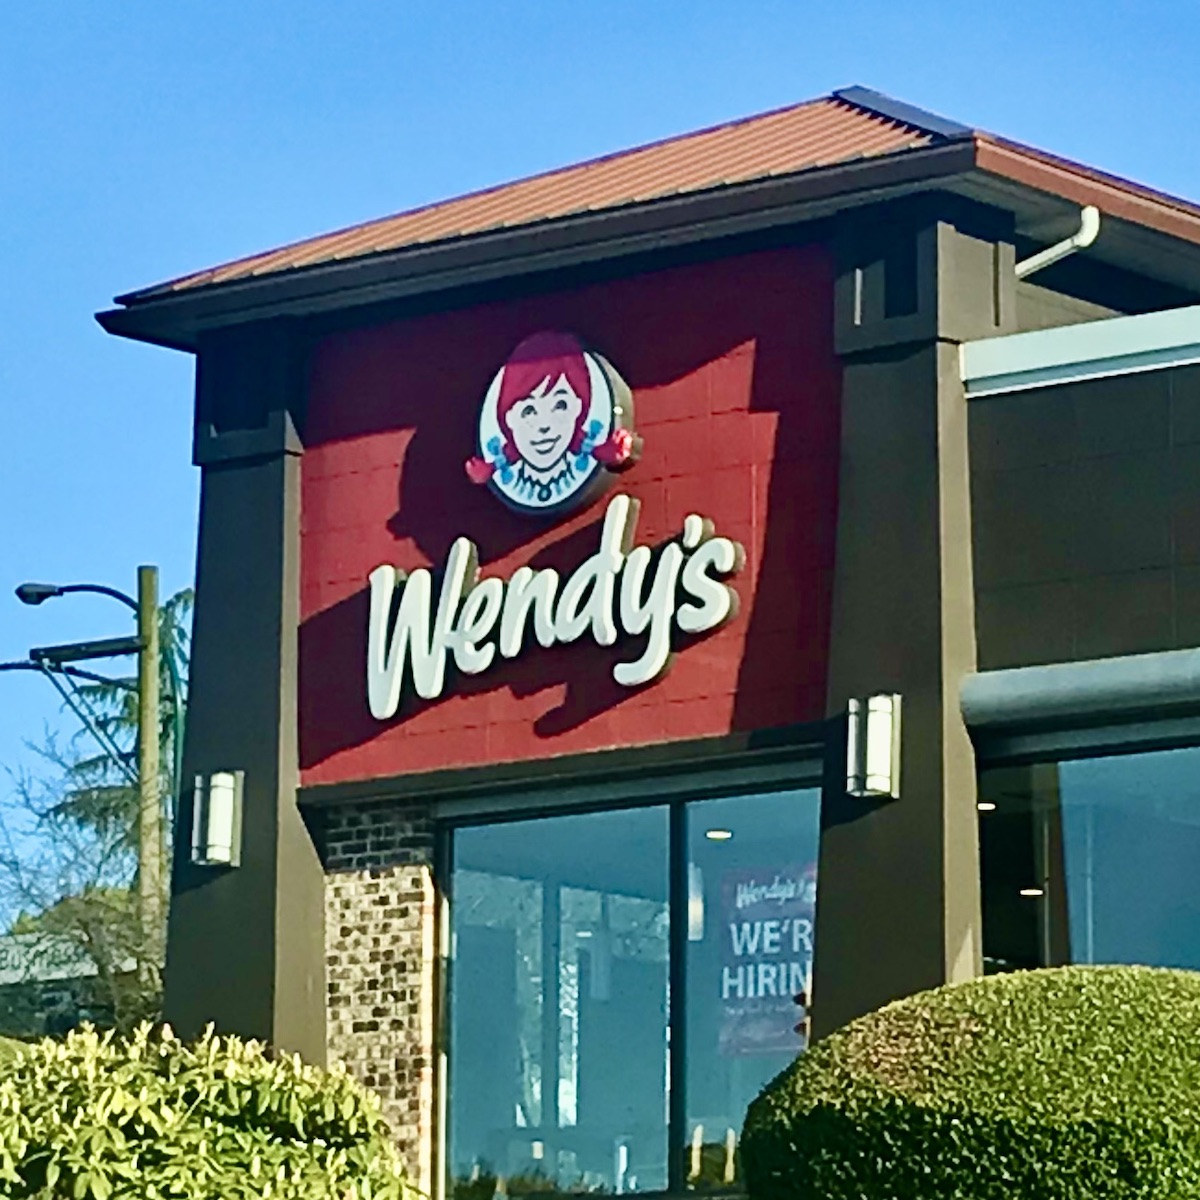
(465, 331), (640, 516)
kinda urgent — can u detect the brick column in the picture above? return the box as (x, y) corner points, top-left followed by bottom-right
(322, 801), (438, 1189)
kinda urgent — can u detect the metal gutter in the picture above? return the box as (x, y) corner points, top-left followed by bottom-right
(961, 302), (1200, 397)
(1014, 204), (1101, 279)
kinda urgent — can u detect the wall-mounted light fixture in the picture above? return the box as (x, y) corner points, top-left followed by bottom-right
(191, 770), (244, 867)
(846, 693), (902, 800)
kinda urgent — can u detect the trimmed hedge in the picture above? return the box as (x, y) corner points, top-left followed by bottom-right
(0, 1023), (415, 1198)
(742, 966), (1200, 1200)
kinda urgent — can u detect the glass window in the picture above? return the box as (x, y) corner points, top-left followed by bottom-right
(684, 790), (820, 1191)
(980, 748), (1200, 973)
(449, 807), (670, 1198)
(447, 782), (821, 1199)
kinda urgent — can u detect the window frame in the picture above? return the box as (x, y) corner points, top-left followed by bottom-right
(434, 728), (827, 1200)
(968, 652), (1200, 979)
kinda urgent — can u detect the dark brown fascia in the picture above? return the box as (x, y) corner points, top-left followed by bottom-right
(96, 141), (979, 352)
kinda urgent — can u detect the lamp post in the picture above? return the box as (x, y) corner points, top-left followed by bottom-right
(136, 567), (161, 971)
(14, 567), (179, 973)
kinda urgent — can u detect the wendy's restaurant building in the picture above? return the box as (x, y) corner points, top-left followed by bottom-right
(101, 87), (1200, 1196)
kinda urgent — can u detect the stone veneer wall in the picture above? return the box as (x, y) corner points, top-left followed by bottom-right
(321, 801), (438, 1189)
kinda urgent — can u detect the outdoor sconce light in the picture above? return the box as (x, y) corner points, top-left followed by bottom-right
(846, 693), (902, 800)
(191, 770), (244, 867)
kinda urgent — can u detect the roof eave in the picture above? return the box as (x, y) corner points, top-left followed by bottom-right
(975, 135), (1200, 244)
(96, 140), (979, 352)
(99, 132), (1200, 354)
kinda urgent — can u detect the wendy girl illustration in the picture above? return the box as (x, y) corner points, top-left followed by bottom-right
(465, 331), (640, 516)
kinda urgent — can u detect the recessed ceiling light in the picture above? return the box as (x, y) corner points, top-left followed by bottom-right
(1019, 887), (1045, 898)
(705, 829), (733, 841)
(977, 802), (997, 812)
(576, 930), (593, 938)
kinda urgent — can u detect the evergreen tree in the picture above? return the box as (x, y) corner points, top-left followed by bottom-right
(0, 588), (192, 1031)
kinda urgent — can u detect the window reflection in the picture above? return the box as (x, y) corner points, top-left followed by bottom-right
(447, 785), (822, 1199)
(684, 789), (820, 1191)
(980, 748), (1200, 974)
(450, 808), (669, 1198)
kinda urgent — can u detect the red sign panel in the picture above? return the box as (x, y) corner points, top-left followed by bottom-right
(299, 245), (840, 784)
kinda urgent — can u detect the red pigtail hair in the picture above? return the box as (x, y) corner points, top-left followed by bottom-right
(592, 427), (639, 470)
(464, 456), (496, 485)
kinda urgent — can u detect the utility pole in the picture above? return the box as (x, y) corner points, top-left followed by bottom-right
(14, 568), (181, 998)
(137, 565), (163, 976)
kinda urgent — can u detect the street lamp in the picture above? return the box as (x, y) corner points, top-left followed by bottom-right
(15, 573), (185, 801)
(17, 581), (139, 613)
(12, 567), (184, 974)
(14, 583), (62, 606)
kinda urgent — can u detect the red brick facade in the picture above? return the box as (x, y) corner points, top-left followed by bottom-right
(299, 245), (841, 785)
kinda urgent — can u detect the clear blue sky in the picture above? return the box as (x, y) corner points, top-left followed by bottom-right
(2, 1), (1198, 779)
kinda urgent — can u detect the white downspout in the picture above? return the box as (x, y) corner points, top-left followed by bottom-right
(1015, 205), (1101, 279)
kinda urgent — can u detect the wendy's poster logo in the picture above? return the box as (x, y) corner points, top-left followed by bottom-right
(464, 331), (640, 516)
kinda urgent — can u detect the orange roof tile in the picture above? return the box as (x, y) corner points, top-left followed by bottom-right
(152, 93), (937, 296)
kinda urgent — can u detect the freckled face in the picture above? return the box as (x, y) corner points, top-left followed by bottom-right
(504, 373), (583, 470)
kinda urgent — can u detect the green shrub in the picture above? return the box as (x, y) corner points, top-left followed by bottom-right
(742, 965), (1200, 1200)
(0, 1037), (26, 1063)
(0, 1022), (415, 1198)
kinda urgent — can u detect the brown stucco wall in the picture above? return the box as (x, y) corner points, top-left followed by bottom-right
(1014, 280), (1116, 331)
(972, 364), (1200, 669)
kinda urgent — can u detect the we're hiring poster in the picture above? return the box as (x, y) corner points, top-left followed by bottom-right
(718, 865), (816, 1056)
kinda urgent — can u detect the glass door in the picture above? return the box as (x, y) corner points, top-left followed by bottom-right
(446, 778), (823, 1198)
(683, 788), (820, 1190)
(448, 806), (670, 1198)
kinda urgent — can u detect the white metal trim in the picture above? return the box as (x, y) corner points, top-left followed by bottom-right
(962, 649), (1200, 764)
(961, 304), (1200, 398)
(961, 648), (1200, 730)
